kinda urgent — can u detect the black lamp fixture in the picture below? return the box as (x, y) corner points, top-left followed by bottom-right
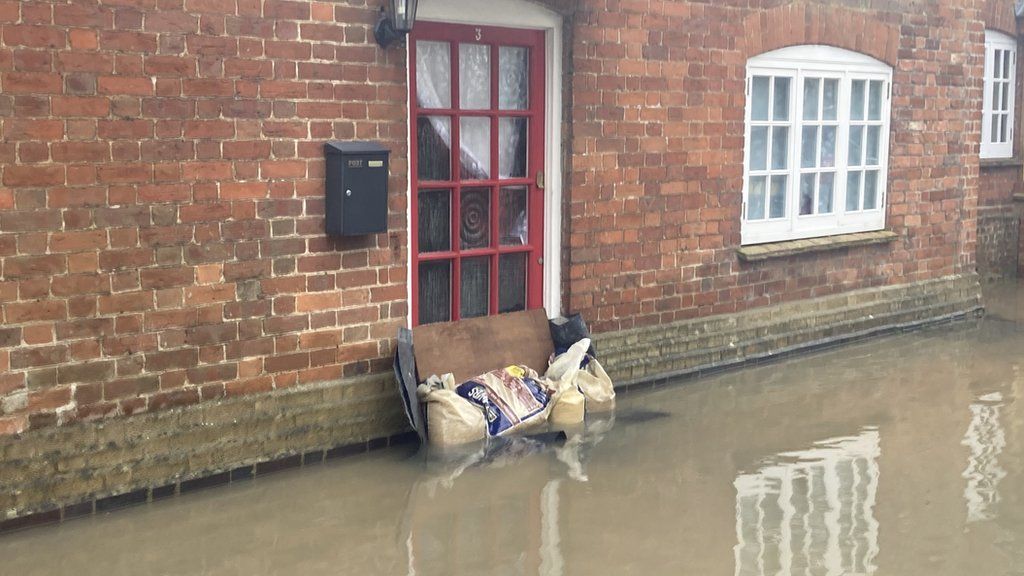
(374, 0), (419, 48)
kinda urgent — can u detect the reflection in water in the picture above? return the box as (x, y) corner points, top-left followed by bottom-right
(962, 391), (1007, 524)
(733, 429), (881, 576)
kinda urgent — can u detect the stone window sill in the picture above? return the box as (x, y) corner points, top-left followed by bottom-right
(980, 157), (1023, 169)
(737, 230), (898, 262)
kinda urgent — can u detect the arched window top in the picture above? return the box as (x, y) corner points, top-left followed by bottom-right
(750, 45), (891, 74)
(985, 29), (1015, 48)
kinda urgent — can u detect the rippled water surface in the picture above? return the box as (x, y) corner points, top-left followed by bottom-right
(4, 283), (1024, 576)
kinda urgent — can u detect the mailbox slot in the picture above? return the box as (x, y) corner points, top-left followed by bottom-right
(324, 141), (390, 236)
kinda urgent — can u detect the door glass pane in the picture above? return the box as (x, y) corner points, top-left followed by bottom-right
(499, 186), (528, 245)
(773, 77), (790, 121)
(460, 257), (490, 319)
(416, 41), (451, 109)
(459, 43), (490, 110)
(771, 126), (789, 170)
(851, 79), (865, 121)
(460, 187), (490, 250)
(848, 125), (864, 166)
(820, 126), (836, 168)
(459, 116), (490, 179)
(499, 253), (527, 313)
(799, 173), (815, 215)
(750, 126), (768, 171)
(417, 117), (451, 181)
(801, 126), (818, 168)
(818, 172), (834, 214)
(846, 171), (862, 211)
(865, 126), (880, 165)
(769, 175), (787, 219)
(751, 76), (770, 121)
(748, 176), (766, 220)
(418, 260), (451, 325)
(418, 189), (450, 253)
(823, 79), (838, 121)
(803, 78), (820, 121)
(499, 117), (528, 178)
(863, 170), (879, 209)
(868, 80), (883, 121)
(499, 46), (529, 110)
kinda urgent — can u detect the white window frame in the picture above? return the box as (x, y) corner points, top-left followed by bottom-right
(981, 30), (1016, 160)
(742, 45), (892, 246)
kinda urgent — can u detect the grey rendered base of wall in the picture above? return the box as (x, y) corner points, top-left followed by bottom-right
(0, 273), (982, 532)
(596, 274), (983, 386)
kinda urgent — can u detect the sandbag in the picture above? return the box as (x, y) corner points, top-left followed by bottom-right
(549, 386), (585, 427)
(576, 356), (615, 412)
(456, 365), (553, 437)
(544, 338), (591, 383)
(418, 376), (486, 446)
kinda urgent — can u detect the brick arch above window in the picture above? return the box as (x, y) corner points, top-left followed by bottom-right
(982, 0), (1017, 37)
(739, 4), (900, 68)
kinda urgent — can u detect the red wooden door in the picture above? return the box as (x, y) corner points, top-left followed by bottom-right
(409, 22), (546, 326)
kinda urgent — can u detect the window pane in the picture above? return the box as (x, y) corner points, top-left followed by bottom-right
(498, 117), (528, 178)
(866, 125), (880, 165)
(416, 41), (451, 109)
(868, 80), (883, 121)
(499, 46), (529, 110)
(863, 170), (879, 210)
(418, 189), (450, 253)
(460, 257), (490, 319)
(459, 44), (490, 110)
(848, 125), (864, 166)
(799, 173), (815, 215)
(769, 174), (787, 219)
(820, 126), (836, 168)
(992, 114), (1000, 143)
(803, 78), (820, 121)
(459, 116), (491, 179)
(995, 50), (1003, 80)
(460, 187), (490, 250)
(1003, 49), (1011, 79)
(418, 260), (451, 325)
(992, 79), (1001, 110)
(851, 79), (865, 121)
(748, 176), (766, 220)
(1002, 82), (1009, 112)
(498, 253), (527, 313)
(801, 126), (818, 168)
(499, 186), (528, 245)
(1000, 113), (1008, 143)
(773, 77), (790, 121)
(771, 126), (789, 170)
(751, 76), (770, 121)
(417, 116), (451, 181)
(823, 79), (838, 121)
(846, 171), (862, 211)
(750, 126), (768, 171)
(818, 172), (835, 214)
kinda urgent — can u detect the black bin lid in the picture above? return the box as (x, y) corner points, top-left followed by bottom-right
(324, 141), (390, 156)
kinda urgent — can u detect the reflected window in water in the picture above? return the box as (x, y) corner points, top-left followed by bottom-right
(733, 428), (880, 576)
(962, 391), (1007, 524)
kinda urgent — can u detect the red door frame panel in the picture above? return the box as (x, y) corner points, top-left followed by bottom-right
(409, 21), (546, 325)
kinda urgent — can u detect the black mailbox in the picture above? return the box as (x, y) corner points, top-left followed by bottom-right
(324, 141), (390, 236)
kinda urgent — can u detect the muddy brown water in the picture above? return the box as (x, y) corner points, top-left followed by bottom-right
(4, 283), (1024, 575)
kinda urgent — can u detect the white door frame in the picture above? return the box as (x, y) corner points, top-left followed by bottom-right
(406, 0), (564, 322)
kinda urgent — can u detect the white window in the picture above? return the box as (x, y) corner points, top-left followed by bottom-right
(742, 46), (892, 245)
(981, 30), (1016, 159)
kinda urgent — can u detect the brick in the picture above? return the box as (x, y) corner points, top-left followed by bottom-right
(3, 166), (65, 187)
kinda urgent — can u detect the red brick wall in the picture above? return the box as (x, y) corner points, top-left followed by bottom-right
(0, 0), (995, 434)
(564, 1), (985, 332)
(0, 0), (410, 434)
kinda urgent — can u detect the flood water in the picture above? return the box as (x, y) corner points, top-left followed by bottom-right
(4, 283), (1024, 575)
